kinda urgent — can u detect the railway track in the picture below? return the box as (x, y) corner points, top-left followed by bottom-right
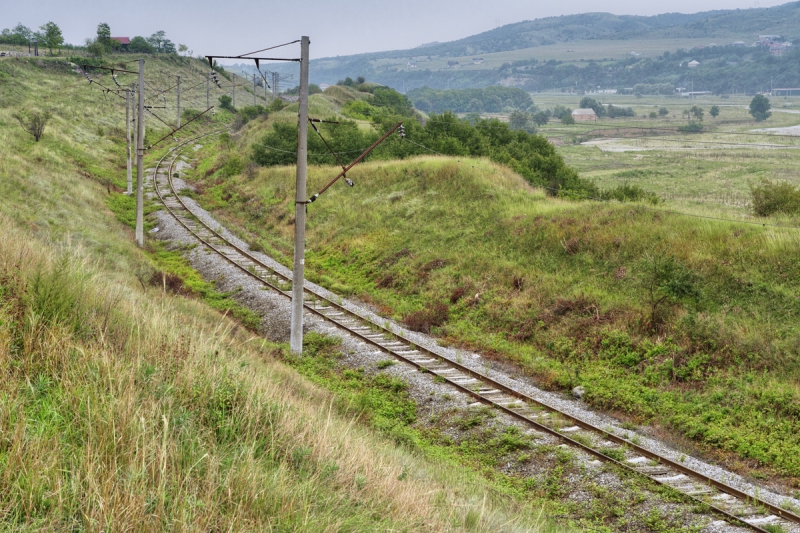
(152, 132), (800, 533)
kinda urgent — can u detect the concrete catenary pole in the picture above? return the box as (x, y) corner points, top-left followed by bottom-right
(206, 72), (210, 109)
(290, 36), (310, 355)
(253, 72), (257, 106)
(232, 73), (236, 108)
(126, 89), (132, 195)
(135, 58), (145, 247)
(177, 75), (181, 128)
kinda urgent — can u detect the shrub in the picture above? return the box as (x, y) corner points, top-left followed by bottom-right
(600, 183), (658, 203)
(269, 98), (288, 112)
(239, 105), (268, 123)
(638, 253), (700, 331)
(607, 105), (635, 118)
(181, 108), (203, 122)
(658, 107), (669, 117)
(218, 94), (234, 111)
(403, 303), (449, 334)
(678, 122), (703, 133)
(12, 110), (51, 142)
(560, 114), (575, 125)
(750, 178), (800, 216)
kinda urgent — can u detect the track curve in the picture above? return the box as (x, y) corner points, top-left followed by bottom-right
(151, 132), (800, 533)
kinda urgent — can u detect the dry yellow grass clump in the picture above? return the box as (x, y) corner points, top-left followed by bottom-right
(0, 215), (549, 531)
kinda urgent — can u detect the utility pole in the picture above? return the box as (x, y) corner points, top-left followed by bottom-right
(273, 71), (279, 98)
(126, 89), (132, 195)
(253, 72), (257, 106)
(232, 73), (236, 108)
(290, 35), (310, 355)
(206, 72), (210, 109)
(264, 73), (269, 104)
(135, 59), (145, 247)
(177, 75), (181, 128)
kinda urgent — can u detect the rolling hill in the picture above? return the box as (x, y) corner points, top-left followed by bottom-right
(256, 1), (800, 91)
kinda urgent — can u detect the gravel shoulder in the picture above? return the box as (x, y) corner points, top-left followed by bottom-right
(148, 153), (800, 532)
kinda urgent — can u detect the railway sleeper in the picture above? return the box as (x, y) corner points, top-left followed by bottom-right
(157, 138), (800, 533)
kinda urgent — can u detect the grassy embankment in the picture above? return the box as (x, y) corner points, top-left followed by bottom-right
(190, 87), (800, 487)
(0, 54), (562, 531)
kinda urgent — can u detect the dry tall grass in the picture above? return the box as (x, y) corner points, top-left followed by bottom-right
(0, 216), (550, 531)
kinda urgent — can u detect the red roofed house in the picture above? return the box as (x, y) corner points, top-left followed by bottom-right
(111, 37), (130, 51)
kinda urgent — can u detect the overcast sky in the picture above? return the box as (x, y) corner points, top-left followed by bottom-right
(3, 0), (790, 61)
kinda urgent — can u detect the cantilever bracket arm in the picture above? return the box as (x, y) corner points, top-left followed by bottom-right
(307, 122), (403, 204)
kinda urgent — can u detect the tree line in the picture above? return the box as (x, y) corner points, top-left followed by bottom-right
(1, 21), (187, 57)
(407, 86), (533, 114)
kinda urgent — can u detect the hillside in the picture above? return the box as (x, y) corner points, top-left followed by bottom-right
(257, 1), (800, 91)
(182, 86), (800, 485)
(0, 54), (560, 531)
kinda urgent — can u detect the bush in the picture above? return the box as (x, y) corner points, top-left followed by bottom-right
(560, 114), (575, 125)
(600, 183), (658, 203)
(607, 105), (635, 118)
(403, 303), (449, 334)
(658, 107), (669, 116)
(12, 110), (51, 142)
(638, 253), (700, 331)
(181, 108), (204, 122)
(750, 178), (800, 216)
(678, 122), (703, 133)
(218, 94), (234, 111)
(239, 105), (268, 123)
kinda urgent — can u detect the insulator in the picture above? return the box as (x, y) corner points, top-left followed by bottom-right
(345, 178), (355, 187)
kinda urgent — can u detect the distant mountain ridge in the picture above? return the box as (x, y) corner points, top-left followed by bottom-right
(261, 1), (800, 89)
(314, 2), (799, 64)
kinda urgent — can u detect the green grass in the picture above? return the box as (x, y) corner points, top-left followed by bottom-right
(0, 53), (576, 531)
(192, 113), (800, 482)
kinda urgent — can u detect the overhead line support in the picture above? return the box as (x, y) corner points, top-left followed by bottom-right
(290, 36), (310, 355)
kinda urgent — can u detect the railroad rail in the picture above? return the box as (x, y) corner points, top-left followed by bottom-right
(152, 132), (800, 533)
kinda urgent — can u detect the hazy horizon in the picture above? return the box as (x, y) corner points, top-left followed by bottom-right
(2, 0), (791, 62)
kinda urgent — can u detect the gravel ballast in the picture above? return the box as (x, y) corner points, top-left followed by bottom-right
(149, 157), (800, 532)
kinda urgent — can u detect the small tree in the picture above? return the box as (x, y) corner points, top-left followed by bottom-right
(638, 252), (699, 331)
(129, 36), (154, 54)
(39, 22), (63, 55)
(96, 23), (111, 50)
(509, 110), (536, 133)
(690, 105), (704, 121)
(749, 94), (771, 122)
(85, 38), (105, 58)
(579, 96), (606, 117)
(709, 105), (720, 118)
(13, 110), (52, 142)
(561, 113), (575, 125)
(658, 107), (669, 117)
(532, 110), (549, 126)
